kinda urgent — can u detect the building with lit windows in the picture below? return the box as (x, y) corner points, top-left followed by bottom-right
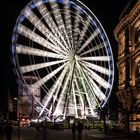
(114, 0), (140, 133)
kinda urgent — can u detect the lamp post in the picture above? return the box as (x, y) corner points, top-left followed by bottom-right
(18, 113), (21, 140)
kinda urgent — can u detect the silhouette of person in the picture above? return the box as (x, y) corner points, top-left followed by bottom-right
(0, 121), (4, 140)
(5, 121), (13, 140)
(77, 121), (83, 140)
(71, 121), (76, 140)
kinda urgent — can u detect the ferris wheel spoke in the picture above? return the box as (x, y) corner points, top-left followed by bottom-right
(49, 0), (71, 51)
(76, 17), (91, 49)
(71, 83), (78, 116)
(81, 56), (110, 61)
(64, 0), (74, 49)
(80, 60), (111, 76)
(73, 8), (81, 49)
(33, 62), (68, 86)
(20, 59), (67, 74)
(80, 77), (95, 116)
(23, 7), (68, 56)
(34, 0), (70, 54)
(75, 60), (100, 107)
(74, 75), (85, 115)
(83, 75), (101, 106)
(16, 44), (65, 59)
(80, 42), (105, 56)
(77, 66), (103, 108)
(50, 68), (69, 117)
(33, 96), (49, 113)
(83, 65), (111, 89)
(71, 83), (78, 117)
(17, 24), (66, 56)
(39, 64), (69, 117)
(87, 75), (106, 101)
(77, 28), (99, 53)
(41, 64), (69, 105)
(53, 65), (73, 116)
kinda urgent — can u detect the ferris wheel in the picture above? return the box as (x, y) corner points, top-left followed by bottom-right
(11, 0), (114, 120)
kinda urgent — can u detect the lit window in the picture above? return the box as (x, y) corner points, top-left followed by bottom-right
(138, 62), (140, 77)
(135, 28), (140, 43)
(138, 30), (140, 42)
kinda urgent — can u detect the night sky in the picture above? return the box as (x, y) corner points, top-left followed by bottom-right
(0, 0), (129, 112)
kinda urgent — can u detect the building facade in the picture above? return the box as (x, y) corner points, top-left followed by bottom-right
(114, 0), (140, 133)
(18, 76), (41, 118)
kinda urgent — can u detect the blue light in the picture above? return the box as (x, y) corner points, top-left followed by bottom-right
(12, 35), (16, 43)
(13, 26), (17, 33)
(43, 0), (49, 3)
(109, 74), (113, 84)
(70, 1), (77, 9)
(109, 60), (113, 70)
(29, 3), (35, 9)
(80, 7), (86, 15)
(19, 15), (25, 23)
(57, 0), (65, 4)
(101, 32), (105, 40)
(35, 0), (45, 6)
(91, 19), (97, 27)
(11, 45), (16, 54)
(107, 46), (111, 54)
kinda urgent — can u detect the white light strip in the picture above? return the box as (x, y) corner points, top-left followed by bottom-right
(21, 59), (67, 74)
(77, 28), (99, 53)
(41, 64), (68, 105)
(53, 65), (72, 115)
(39, 64), (69, 116)
(23, 7), (67, 56)
(75, 60), (100, 106)
(80, 60), (110, 76)
(81, 56), (110, 61)
(64, 0), (74, 49)
(77, 17), (91, 49)
(74, 75), (84, 116)
(83, 65), (110, 89)
(17, 24), (65, 56)
(49, 0), (71, 50)
(72, 83), (78, 118)
(73, 8), (81, 49)
(34, 0), (70, 53)
(87, 75), (106, 101)
(63, 61), (76, 117)
(81, 77), (95, 116)
(80, 43), (104, 56)
(16, 44), (64, 59)
(33, 62), (67, 86)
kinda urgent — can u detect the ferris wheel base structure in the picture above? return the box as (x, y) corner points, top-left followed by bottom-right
(11, 0), (114, 122)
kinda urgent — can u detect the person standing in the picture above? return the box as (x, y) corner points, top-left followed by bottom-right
(77, 121), (83, 140)
(0, 121), (4, 140)
(71, 121), (76, 140)
(5, 121), (13, 140)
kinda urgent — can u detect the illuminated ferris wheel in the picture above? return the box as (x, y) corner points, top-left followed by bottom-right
(11, 0), (114, 120)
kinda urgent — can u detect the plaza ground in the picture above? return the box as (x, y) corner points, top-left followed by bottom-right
(1, 126), (140, 140)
